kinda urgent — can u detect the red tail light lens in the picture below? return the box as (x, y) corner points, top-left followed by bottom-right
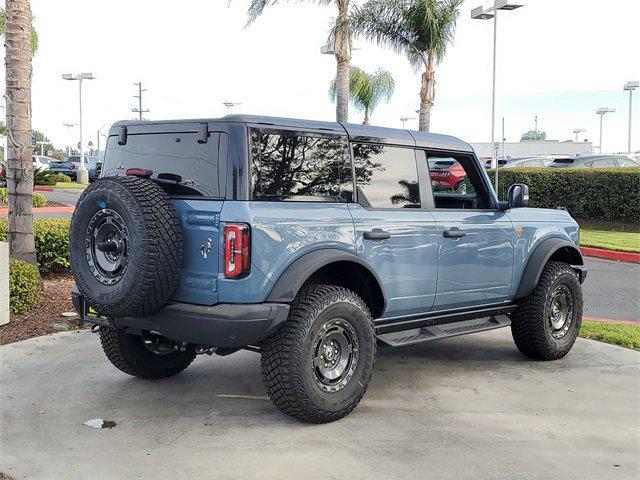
(69, 162), (75, 170)
(224, 223), (250, 278)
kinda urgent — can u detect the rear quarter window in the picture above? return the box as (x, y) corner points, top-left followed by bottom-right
(102, 132), (225, 197)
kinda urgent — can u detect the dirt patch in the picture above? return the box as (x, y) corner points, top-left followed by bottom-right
(0, 275), (87, 346)
(0, 200), (69, 208)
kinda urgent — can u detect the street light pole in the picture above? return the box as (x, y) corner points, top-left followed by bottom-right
(596, 107), (615, 154)
(62, 73), (95, 184)
(573, 128), (586, 143)
(471, 1), (523, 197)
(624, 81), (639, 153)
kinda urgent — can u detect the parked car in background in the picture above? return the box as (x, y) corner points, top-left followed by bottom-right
(49, 155), (102, 181)
(548, 155), (639, 169)
(429, 158), (467, 193)
(483, 156), (554, 169)
(32, 155), (53, 170)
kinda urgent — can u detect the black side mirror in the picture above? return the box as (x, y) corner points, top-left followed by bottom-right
(507, 183), (529, 209)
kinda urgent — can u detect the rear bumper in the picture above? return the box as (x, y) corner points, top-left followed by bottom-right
(72, 289), (289, 348)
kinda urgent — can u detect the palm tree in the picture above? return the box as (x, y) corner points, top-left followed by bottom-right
(247, 0), (353, 123)
(351, 0), (462, 132)
(2, 1), (39, 264)
(330, 66), (394, 125)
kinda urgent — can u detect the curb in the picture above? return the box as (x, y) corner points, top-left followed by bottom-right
(580, 246), (640, 264)
(0, 206), (74, 215)
(34, 186), (54, 192)
(583, 316), (638, 326)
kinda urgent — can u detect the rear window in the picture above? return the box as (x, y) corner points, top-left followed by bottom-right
(102, 132), (225, 197)
(249, 129), (352, 201)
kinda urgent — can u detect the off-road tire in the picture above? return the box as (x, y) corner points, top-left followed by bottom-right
(261, 285), (376, 423)
(99, 328), (196, 379)
(511, 261), (583, 360)
(70, 176), (183, 318)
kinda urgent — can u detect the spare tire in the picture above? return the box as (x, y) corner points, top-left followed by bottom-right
(69, 176), (183, 318)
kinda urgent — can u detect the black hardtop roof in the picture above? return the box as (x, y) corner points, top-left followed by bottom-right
(110, 114), (473, 153)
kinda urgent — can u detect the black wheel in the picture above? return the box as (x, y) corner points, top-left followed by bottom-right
(69, 176), (183, 317)
(261, 285), (376, 423)
(455, 181), (467, 194)
(511, 261), (583, 360)
(99, 328), (196, 379)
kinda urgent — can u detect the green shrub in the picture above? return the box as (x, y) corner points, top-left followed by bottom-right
(9, 259), (42, 314)
(33, 192), (47, 207)
(33, 167), (58, 186)
(55, 173), (72, 183)
(492, 167), (640, 224)
(0, 218), (71, 275)
(1, 188), (48, 207)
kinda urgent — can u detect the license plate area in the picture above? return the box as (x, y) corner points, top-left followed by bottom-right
(81, 299), (111, 327)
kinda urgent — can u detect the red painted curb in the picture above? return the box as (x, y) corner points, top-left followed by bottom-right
(580, 246), (640, 264)
(0, 206), (74, 215)
(583, 316), (638, 326)
(33, 186), (54, 192)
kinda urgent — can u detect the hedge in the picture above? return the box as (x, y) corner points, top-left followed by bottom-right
(55, 173), (72, 183)
(491, 168), (640, 224)
(9, 259), (42, 314)
(0, 218), (71, 275)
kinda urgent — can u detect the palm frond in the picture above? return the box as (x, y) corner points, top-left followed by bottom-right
(330, 66), (394, 119)
(246, 0), (335, 25)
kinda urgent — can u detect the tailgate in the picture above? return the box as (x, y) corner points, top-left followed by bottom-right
(170, 199), (224, 305)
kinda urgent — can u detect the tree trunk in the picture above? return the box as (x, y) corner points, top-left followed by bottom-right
(418, 52), (436, 132)
(5, 0), (37, 265)
(333, 1), (351, 123)
(363, 108), (370, 125)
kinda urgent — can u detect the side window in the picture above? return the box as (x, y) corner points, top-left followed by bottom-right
(352, 144), (420, 209)
(421, 152), (492, 209)
(590, 158), (616, 168)
(250, 129), (351, 201)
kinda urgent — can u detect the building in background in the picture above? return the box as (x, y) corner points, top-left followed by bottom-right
(471, 140), (593, 159)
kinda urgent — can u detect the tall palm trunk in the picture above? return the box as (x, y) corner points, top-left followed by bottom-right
(418, 52), (436, 132)
(333, 1), (351, 123)
(4, 0), (36, 264)
(363, 107), (370, 125)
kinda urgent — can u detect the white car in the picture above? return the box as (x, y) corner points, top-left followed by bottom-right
(32, 155), (53, 171)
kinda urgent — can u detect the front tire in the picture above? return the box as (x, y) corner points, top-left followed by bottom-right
(99, 328), (196, 379)
(261, 285), (376, 423)
(511, 261), (583, 360)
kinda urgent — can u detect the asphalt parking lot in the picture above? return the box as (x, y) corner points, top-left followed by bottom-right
(1, 329), (638, 480)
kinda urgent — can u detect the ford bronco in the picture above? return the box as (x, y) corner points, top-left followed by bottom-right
(70, 115), (586, 423)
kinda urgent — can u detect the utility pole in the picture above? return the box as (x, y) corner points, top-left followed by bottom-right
(534, 115), (538, 134)
(132, 82), (149, 120)
(400, 116), (415, 129)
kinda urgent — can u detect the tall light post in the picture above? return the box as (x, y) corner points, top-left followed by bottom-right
(62, 72), (95, 184)
(573, 128), (586, 142)
(596, 107), (615, 154)
(400, 116), (415, 128)
(471, 0), (523, 195)
(623, 81), (638, 153)
(63, 122), (76, 157)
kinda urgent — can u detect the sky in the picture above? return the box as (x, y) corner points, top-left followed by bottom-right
(5, 0), (640, 153)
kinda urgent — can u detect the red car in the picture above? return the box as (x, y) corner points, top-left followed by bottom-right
(429, 159), (467, 193)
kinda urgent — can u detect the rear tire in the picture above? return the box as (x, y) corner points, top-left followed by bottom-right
(511, 261), (583, 360)
(261, 285), (376, 423)
(99, 328), (196, 379)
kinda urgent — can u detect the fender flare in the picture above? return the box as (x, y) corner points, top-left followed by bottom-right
(266, 248), (386, 309)
(514, 237), (584, 299)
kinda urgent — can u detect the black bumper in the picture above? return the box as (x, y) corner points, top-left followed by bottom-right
(72, 290), (289, 348)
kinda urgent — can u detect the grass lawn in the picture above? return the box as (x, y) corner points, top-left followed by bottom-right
(54, 182), (87, 190)
(580, 228), (640, 253)
(579, 320), (640, 350)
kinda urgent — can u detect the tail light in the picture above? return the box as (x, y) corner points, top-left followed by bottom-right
(224, 223), (250, 278)
(69, 162), (75, 170)
(441, 170), (451, 177)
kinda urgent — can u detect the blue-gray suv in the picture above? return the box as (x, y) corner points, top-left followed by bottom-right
(70, 115), (587, 423)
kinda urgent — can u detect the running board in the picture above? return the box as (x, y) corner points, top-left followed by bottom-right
(377, 315), (511, 347)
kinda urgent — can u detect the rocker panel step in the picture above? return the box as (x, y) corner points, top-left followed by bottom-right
(377, 315), (511, 347)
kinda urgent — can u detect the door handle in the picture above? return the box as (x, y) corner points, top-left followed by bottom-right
(363, 229), (391, 240)
(443, 228), (466, 238)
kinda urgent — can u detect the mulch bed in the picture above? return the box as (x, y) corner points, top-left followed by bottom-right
(0, 274), (87, 346)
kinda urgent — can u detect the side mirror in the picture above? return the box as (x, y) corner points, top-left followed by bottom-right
(507, 183), (529, 209)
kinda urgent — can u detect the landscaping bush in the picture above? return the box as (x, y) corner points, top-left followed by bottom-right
(33, 192), (47, 207)
(1, 188), (49, 207)
(492, 167), (640, 224)
(0, 218), (71, 275)
(9, 259), (42, 314)
(33, 167), (58, 186)
(55, 173), (72, 183)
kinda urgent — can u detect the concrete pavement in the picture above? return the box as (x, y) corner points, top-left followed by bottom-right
(1, 329), (638, 480)
(583, 257), (640, 322)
